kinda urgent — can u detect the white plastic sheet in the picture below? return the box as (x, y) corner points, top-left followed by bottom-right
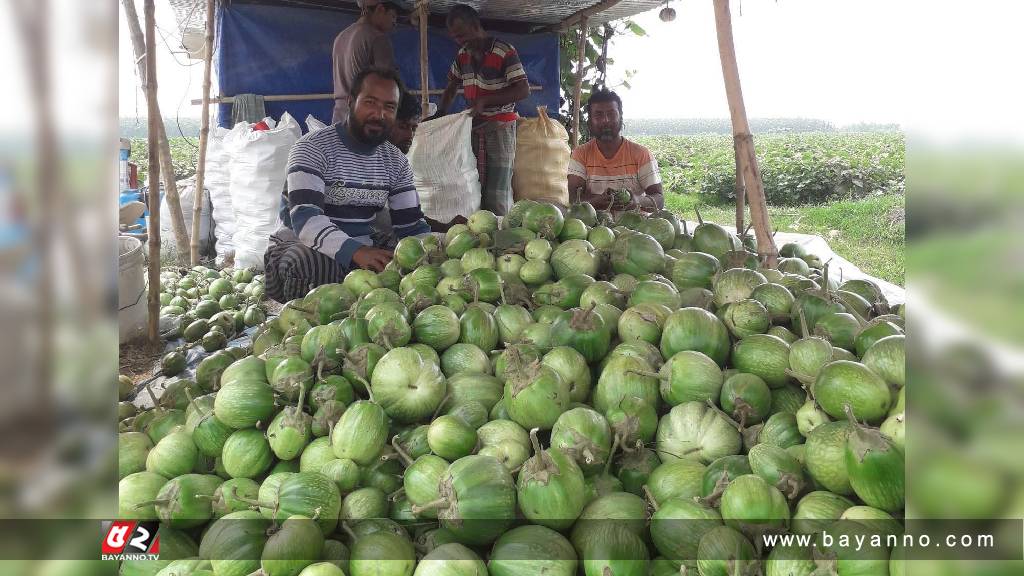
(408, 111), (481, 223)
(681, 220), (906, 305)
(224, 114), (301, 270)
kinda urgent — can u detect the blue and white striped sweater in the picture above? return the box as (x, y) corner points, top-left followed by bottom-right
(281, 122), (430, 268)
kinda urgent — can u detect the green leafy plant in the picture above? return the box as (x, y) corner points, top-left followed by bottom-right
(130, 137), (199, 186)
(639, 132), (905, 206)
(559, 20), (646, 142)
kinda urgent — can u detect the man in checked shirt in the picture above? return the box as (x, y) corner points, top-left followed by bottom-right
(434, 4), (530, 217)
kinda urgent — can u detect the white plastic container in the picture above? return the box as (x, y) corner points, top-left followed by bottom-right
(119, 235), (148, 343)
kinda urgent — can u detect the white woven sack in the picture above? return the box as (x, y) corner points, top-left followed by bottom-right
(408, 111), (480, 223)
(305, 114), (329, 133)
(160, 176), (213, 257)
(224, 113), (301, 270)
(206, 125), (236, 266)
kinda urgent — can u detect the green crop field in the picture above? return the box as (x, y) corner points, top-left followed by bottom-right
(134, 131), (905, 285)
(639, 132), (905, 285)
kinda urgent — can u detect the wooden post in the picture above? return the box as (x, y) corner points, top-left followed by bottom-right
(418, 1), (430, 116)
(734, 152), (745, 234)
(144, 0), (161, 343)
(551, 0), (625, 31)
(713, 0), (777, 265)
(571, 17), (588, 148)
(122, 0), (192, 264)
(11, 0), (56, 440)
(191, 0), (216, 265)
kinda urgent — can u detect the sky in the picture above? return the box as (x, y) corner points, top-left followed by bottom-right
(110, 0), (1024, 142)
(117, 0), (910, 126)
(603, 0), (908, 125)
(118, 0), (207, 131)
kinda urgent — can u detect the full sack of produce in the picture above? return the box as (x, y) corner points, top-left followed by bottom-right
(409, 110), (481, 223)
(512, 106), (571, 207)
(224, 113), (301, 270)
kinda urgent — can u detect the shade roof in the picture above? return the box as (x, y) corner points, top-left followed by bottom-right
(169, 0), (665, 35)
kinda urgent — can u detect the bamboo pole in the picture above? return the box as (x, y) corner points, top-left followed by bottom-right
(191, 0), (216, 265)
(734, 151), (745, 233)
(144, 0), (162, 343)
(713, 0), (777, 265)
(189, 85), (544, 106)
(418, 1), (430, 116)
(11, 0), (55, 437)
(122, 0), (192, 263)
(571, 17), (588, 148)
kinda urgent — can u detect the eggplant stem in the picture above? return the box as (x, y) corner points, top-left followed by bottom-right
(700, 473), (730, 508)
(842, 403), (860, 427)
(705, 399), (744, 432)
(528, 427), (543, 458)
(798, 307), (810, 338)
(846, 298), (870, 328)
(295, 379), (308, 415)
(642, 484), (660, 512)
(694, 206), (704, 226)
(341, 521), (358, 542)
(390, 435), (414, 467)
(604, 433), (621, 477)
(626, 369), (665, 381)
(144, 382), (160, 408)
(733, 401), (750, 430)
(432, 393), (451, 420)
(785, 368), (815, 388)
(183, 386), (199, 413)
(133, 499), (169, 509)
(229, 486), (265, 509)
(410, 497), (449, 515)
(389, 487), (406, 502)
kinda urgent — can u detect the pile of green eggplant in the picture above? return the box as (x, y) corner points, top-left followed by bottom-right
(118, 199), (906, 576)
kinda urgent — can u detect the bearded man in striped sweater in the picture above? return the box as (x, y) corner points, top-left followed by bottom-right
(264, 68), (432, 303)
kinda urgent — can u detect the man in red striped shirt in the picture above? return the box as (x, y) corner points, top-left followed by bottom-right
(436, 4), (530, 216)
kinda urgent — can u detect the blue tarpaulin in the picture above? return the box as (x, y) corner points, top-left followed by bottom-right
(216, 3), (561, 130)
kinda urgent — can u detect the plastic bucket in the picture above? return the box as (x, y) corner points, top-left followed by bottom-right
(119, 235), (148, 343)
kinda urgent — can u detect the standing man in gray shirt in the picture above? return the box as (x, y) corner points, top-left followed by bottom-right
(332, 1), (403, 125)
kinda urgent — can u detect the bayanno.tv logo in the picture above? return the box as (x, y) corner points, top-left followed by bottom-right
(101, 521), (160, 561)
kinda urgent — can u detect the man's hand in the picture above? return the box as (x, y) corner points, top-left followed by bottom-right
(622, 191), (643, 212)
(351, 246), (393, 273)
(469, 99), (487, 118)
(588, 193), (613, 210)
(425, 215), (469, 233)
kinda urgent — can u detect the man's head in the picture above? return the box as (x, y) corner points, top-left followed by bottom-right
(388, 92), (422, 154)
(349, 67), (404, 146)
(586, 88), (624, 142)
(446, 4), (484, 47)
(359, 0), (400, 33)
